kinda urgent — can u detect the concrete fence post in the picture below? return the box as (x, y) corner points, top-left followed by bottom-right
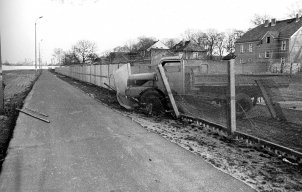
(94, 64), (96, 85)
(228, 59), (236, 134)
(108, 64), (110, 87)
(90, 64), (92, 83)
(82, 65), (84, 81)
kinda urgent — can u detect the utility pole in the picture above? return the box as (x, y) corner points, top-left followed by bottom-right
(39, 39), (43, 70)
(35, 16), (43, 72)
(0, 34), (4, 114)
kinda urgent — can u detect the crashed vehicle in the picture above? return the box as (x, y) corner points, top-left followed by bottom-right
(114, 56), (289, 119)
(114, 57), (180, 117)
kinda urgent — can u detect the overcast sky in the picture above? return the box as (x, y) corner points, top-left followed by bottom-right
(0, 0), (301, 64)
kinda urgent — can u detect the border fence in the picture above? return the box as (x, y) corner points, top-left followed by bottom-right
(55, 60), (302, 163)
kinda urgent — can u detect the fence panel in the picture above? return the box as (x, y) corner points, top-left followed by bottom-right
(238, 73), (302, 153)
(172, 60), (230, 129)
(94, 65), (100, 86)
(109, 64), (119, 88)
(100, 65), (109, 88)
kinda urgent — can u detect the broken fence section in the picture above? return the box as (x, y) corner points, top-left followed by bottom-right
(55, 60), (302, 162)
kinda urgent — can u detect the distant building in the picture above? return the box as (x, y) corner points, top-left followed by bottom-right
(106, 41), (171, 65)
(171, 40), (207, 59)
(136, 40), (170, 63)
(105, 52), (130, 64)
(235, 14), (302, 73)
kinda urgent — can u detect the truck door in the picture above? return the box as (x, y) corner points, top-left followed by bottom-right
(163, 61), (184, 94)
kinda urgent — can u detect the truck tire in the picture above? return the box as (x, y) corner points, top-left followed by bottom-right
(139, 89), (165, 115)
(236, 93), (253, 117)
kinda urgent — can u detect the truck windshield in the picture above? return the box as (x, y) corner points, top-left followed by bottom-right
(163, 62), (181, 72)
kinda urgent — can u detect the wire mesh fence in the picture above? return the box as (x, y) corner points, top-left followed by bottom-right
(235, 73), (302, 153)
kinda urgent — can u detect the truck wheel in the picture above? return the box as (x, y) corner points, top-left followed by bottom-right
(236, 93), (253, 117)
(139, 89), (165, 115)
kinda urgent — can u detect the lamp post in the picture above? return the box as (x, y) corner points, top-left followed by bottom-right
(35, 16), (43, 71)
(39, 39), (43, 70)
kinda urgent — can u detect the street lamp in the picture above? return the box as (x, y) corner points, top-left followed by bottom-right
(35, 16), (43, 71)
(39, 39), (43, 70)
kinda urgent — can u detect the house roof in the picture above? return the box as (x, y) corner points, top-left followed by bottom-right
(172, 40), (206, 52)
(236, 16), (302, 43)
(108, 52), (130, 63)
(137, 40), (158, 52)
(146, 41), (169, 51)
(222, 52), (236, 60)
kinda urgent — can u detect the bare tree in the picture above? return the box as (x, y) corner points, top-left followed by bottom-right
(287, 1), (302, 17)
(215, 32), (226, 58)
(62, 49), (80, 65)
(73, 40), (98, 64)
(182, 29), (197, 42)
(113, 45), (130, 52)
(52, 48), (64, 65)
(224, 29), (245, 54)
(132, 36), (156, 52)
(205, 29), (222, 59)
(101, 50), (112, 57)
(250, 14), (271, 26)
(182, 29), (226, 59)
(162, 38), (179, 49)
(125, 40), (137, 52)
(182, 29), (208, 50)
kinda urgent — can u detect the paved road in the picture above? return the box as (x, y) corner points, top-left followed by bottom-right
(0, 71), (255, 192)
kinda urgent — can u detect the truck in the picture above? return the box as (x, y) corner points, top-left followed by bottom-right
(113, 56), (290, 118)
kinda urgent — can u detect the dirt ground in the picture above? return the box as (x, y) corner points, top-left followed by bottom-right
(53, 72), (302, 192)
(0, 70), (39, 172)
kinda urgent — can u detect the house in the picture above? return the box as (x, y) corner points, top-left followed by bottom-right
(171, 40), (207, 59)
(106, 52), (130, 64)
(136, 40), (169, 60)
(106, 41), (171, 65)
(235, 14), (302, 73)
(133, 40), (171, 65)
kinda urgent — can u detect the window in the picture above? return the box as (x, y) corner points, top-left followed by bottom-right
(192, 52), (198, 59)
(281, 57), (285, 63)
(266, 36), (271, 43)
(164, 62), (181, 72)
(240, 59), (243, 64)
(265, 51), (270, 58)
(240, 44), (244, 53)
(281, 41), (286, 50)
(249, 44), (253, 52)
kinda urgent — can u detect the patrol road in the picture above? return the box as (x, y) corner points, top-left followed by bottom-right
(0, 71), (255, 192)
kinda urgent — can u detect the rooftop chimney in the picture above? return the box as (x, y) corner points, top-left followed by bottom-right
(271, 18), (276, 26)
(264, 20), (269, 27)
(296, 14), (300, 22)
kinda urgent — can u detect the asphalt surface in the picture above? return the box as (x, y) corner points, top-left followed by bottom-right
(0, 71), (256, 192)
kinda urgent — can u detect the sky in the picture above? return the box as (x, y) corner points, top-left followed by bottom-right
(0, 0), (301, 64)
